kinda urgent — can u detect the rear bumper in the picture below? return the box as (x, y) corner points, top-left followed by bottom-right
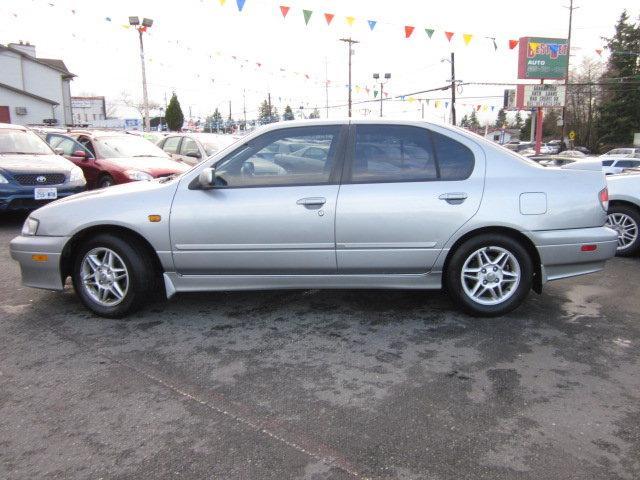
(9, 235), (69, 290)
(530, 226), (618, 283)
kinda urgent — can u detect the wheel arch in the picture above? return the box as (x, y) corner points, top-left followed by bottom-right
(608, 199), (640, 214)
(60, 224), (164, 291)
(442, 226), (543, 294)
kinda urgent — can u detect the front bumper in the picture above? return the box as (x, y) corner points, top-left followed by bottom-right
(530, 226), (618, 283)
(10, 235), (70, 290)
(0, 185), (86, 211)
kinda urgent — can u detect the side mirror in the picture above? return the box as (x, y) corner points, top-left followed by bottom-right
(72, 150), (86, 159)
(197, 167), (215, 189)
(187, 151), (202, 159)
(54, 148), (64, 156)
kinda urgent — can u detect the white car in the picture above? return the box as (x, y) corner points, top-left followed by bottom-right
(606, 171), (640, 255)
(600, 147), (640, 158)
(600, 156), (640, 175)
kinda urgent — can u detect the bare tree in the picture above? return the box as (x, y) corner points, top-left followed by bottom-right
(565, 57), (601, 150)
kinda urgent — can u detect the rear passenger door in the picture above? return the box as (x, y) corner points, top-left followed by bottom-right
(335, 124), (485, 274)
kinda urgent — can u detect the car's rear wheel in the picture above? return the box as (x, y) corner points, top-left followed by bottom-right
(606, 204), (640, 256)
(445, 234), (533, 317)
(98, 174), (114, 189)
(72, 233), (156, 318)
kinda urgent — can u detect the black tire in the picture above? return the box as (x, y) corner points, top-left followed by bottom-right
(445, 234), (533, 317)
(72, 233), (156, 318)
(606, 204), (640, 257)
(97, 174), (114, 189)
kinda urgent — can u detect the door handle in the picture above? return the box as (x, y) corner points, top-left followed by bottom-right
(297, 197), (326, 206)
(438, 192), (468, 204)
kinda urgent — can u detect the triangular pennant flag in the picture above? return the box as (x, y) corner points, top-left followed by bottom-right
(368, 20), (377, 31)
(490, 106), (495, 111)
(279, 5), (290, 18)
(435, 100), (441, 108)
(508, 39), (519, 50)
(445, 102), (449, 109)
(373, 90), (379, 98)
(488, 37), (497, 51)
(476, 105), (481, 111)
(425, 28), (435, 39)
(404, 26), (415, 38)
(324, 13), (334, 25)
(303, 9), (312, 25)
(105, 17), (112, 22)
(384, 92), (389, 98)
(345, 16), (355, 26)
(445, 31), (454, 42)
(595, 48), (603, 56)
(408, 96), (416, 103)
(219, 0), (226, 5)
(463, 34), (473, 45)
(236, 0), (246, 12)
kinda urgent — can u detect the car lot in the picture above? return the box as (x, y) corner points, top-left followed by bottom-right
(1, 214), (639, 479)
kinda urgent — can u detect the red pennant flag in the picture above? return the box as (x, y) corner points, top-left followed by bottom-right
(508, 39), (519, 50)
(324, 13), (334, 25)
(595, 48), (603, 56)
(280, 5), (290, 18)
(445, 31), (454, 42)
(404, 25), (415, 38)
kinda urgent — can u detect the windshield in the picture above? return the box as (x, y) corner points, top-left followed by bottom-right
(96, 136), (168, 158)
(0, 129), (53, 155)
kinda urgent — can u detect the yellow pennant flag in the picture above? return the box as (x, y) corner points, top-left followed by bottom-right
(463, 34), (473, 45)
(345, 16), (355, 26)
(219, 0), (226, 5)
(355, 85), (361, 93)
(482, 105), (488, 112)
(408, 96), (416, 103)
(435, 100), (441, 108)
(121, 24), (131, 29)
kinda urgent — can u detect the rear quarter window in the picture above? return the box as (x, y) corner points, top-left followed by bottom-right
(431, 131), (475, 180)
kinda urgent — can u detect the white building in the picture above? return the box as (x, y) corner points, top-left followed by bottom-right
(0, 42), (75, 126)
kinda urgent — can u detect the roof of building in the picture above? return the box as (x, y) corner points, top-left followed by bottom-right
(0, 44), (76, 78)
(0, 81), (59, 105)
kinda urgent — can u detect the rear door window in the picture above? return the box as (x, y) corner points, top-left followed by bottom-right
(162, 136), (181, 154)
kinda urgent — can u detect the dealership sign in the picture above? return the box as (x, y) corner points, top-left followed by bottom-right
(516, 84), (566, 109)
(518, 37), (568, 79)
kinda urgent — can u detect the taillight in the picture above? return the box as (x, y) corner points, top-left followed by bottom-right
(599, 187), (609, 212)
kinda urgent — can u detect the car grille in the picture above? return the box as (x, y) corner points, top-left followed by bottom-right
(13, 173), (66, 186)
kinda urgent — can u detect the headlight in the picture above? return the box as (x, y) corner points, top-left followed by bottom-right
(125, 170), (154, 181)
(22, 217), (39, 236)
(0, 173), (8, 184)
(69, 166), (85, 183)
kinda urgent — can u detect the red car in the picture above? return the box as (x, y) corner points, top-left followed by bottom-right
(48, 130), (189, 189)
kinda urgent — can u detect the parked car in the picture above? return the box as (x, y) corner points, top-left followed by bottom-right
(158, 133), (237, 166)
(556, 149), (587, 158)
(606, 171), (640, 256)
(574, 146), (591, 154)
(0, 123), (86, 211)
(45, 132), (95, 163)
(64, 130), (189, 188)
(10, 120), (617, 318)
(600, 147), (640, 157)
(600, 155), (640, 175)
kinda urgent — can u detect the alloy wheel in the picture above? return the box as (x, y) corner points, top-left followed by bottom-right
(80, 247), (129, 307)
(460, 246), (521, 306)
(606, 213), (638, 251)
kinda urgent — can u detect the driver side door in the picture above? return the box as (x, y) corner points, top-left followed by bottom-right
(170, 125), (347, 275)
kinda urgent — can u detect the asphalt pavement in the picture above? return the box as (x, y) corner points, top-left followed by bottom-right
(0, 212), (638, 480)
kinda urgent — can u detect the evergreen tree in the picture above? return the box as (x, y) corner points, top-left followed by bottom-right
(596, 11), (640, 148)
(520, 116), (532, 140)
(204, 108), (223, 132)
(258, 99), (278, 124)
(283, 105), (295, 121)
(513, 111), (523, 129)
(469, 110), (480, 129)
(459, 114), (469, 128)
(495, 108), (507, 128)
(165, 93), (184, 132)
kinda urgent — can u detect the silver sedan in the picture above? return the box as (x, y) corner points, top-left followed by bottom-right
(10, 120), (618, 318)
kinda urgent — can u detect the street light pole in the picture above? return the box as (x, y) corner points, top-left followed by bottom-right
(129, 16), (153, 132)
(340, 38), (359, 118)
(373, 73), (391, 117)
(561, 0), (577, 150)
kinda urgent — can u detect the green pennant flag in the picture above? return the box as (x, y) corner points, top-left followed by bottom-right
(303, 9), (313, 25)
(425, 28), (434, 38)
(373, 90), (379, 98)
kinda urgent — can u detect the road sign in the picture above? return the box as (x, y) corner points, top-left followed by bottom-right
(518, 37), (569, 80)
(516, 84), (566, 109)
(569, 130), (576, 140)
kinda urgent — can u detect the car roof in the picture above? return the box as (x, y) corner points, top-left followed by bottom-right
(0, 123), (28, 131)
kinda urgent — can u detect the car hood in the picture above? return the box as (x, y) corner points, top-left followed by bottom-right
(104, 156), (190, 175)
(0, 154), (75, 174)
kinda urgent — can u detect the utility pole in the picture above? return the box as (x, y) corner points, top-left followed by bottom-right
(340, 38), (359, 118)
(267, 92), (272, 123)
(325, 57), (329, 119)
(450, 52), (456, 126)
(560, 0), (577, 151)
(243, 89), (247, 130)
(128, 17), (154, 132)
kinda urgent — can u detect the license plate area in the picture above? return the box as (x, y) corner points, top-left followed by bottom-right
(34, 188), (58, 200)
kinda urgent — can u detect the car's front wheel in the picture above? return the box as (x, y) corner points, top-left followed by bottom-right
(97, 174), (114, 189)
(72, 234), (156, 318)
(445, 234), (533, 317)
(606, 204), (640, 256)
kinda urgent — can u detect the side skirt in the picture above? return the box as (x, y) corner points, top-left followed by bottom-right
(163, 272), (442, 299)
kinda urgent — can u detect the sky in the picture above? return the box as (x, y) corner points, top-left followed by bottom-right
(1, 0), (638, 125)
